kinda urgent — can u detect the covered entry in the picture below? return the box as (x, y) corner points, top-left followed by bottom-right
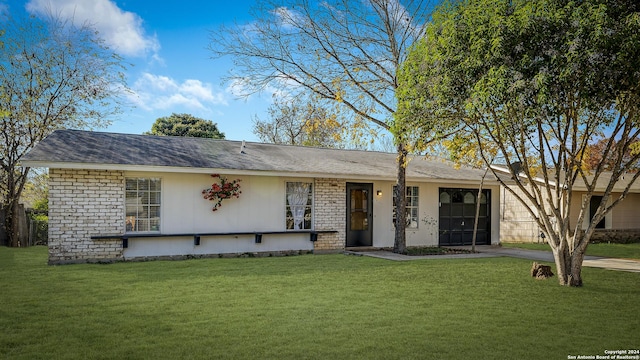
(439, 188), (491, 246)
(346, 183), (373, 247)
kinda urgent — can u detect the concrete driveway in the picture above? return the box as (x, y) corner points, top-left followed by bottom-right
(347, 245), (640, 273)
(478, 246), (640, 273)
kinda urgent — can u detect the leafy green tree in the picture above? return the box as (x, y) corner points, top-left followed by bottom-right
(146, 113), (225, 139)
(0, 13), (128, 247)
(20, 171), (48, 211)
(253, 98), (345, 148)
(397, 0), (640, 286)
(210, 0), (435, 253)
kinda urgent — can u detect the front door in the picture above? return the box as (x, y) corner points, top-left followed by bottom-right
(346, 183), (373, 247)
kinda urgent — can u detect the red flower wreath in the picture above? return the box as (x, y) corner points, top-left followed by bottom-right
(202, 174), (242, 211)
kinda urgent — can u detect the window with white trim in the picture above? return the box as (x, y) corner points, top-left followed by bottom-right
(393, 186), (419, 229)
(582, 194), (610, 230)
(125, 178), (161, 232)
(286, 182), (313, 230)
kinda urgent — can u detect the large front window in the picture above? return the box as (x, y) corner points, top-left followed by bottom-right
(126, 178), (161, 232)
(393, 186), (419, 229)
(286, 182), (313, 230)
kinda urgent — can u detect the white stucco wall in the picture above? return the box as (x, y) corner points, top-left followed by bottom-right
(125, 235), (312, 258)
(123, 173), (500, 257)
(369, 181), (500, 248)
(370, 180), (440, 248)
(48, 168), (502, 263)
(122, 172), (315, 259)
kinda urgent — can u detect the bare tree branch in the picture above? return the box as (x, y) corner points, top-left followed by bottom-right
(209, 0), (434, 254)
(0, 12), (129, 246)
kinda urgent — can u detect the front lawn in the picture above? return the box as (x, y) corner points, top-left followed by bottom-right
(1, 247), (638, 359)
(501, 242), (640, 260)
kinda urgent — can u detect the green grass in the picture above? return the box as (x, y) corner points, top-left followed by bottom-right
(1, 247), (639, 359)
(502, 242), (640, 260)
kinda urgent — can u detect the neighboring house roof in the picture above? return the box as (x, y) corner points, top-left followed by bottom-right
(22, 129), (495, 183)
(491, 165), (640, 193)
(573, 172), (640, 193)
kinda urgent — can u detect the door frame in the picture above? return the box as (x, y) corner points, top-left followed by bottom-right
(438, 188), (491, 246)
(346, 182), (373, 247)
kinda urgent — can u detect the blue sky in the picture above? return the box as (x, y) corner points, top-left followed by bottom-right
(1, 0), (272, 141)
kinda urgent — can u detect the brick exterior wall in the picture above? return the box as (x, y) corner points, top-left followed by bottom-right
(314, 178), (346, 252)
(580, 229), (640, 244)
(500, 186), (546, 243)
(48, 169), (124, 264)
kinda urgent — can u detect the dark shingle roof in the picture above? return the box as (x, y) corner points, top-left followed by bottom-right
(22, 129), (493, 182)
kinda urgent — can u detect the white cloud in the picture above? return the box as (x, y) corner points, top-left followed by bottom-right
(138, 73), (177, 92)
(25, 0), (159, 58)
(271, 6), (306, 30)
(129, 72), (228, 112)
(180, 79), (226, 104)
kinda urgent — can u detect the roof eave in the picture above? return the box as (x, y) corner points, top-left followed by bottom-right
(23, 160), (499, 185)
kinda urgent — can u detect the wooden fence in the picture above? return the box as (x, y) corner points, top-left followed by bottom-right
(0, 205), (48, 247)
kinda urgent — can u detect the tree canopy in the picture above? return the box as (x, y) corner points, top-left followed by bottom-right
(210, 0), (430, 133)
(145, 113), (225, 139)
(19, 171), (48, 211)
(210, 0), (434, 253)
(397, 0), (640, 286)
(0, 12), (129, 247)
(253, 98), (345, 148)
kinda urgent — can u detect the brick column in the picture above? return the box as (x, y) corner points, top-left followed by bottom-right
(314, 178), (346, 252)
(48, 169), (124, 264)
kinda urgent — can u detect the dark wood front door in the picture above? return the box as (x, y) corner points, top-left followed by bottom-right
(346, 183), (373, 247)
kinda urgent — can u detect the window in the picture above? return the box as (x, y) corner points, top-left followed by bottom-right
(464, 192), (475, 204)
(393, 186), (419, 229)
(286, 182), (313, 230)
(590, 195), (606, 229)
(126, 178), (161, 232)
(581, 194), (610, 230)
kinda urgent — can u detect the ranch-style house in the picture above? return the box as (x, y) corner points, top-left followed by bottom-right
(22, 129), (501, 264)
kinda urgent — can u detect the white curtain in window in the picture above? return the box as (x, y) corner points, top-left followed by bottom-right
(288, 183), (309, 230)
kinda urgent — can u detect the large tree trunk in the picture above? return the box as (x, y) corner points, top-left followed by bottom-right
(550, 235), (586, 287)
(2, 166), (29, 247)
(569, 250), (585, 287)
(0, 204), (8, 247)
(393, 143), (408, 254)
(1, 205), (17, 247)
(3, 201), (26, 248)
(552, 245), (570, 285)
(9, 201), (20, 247)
